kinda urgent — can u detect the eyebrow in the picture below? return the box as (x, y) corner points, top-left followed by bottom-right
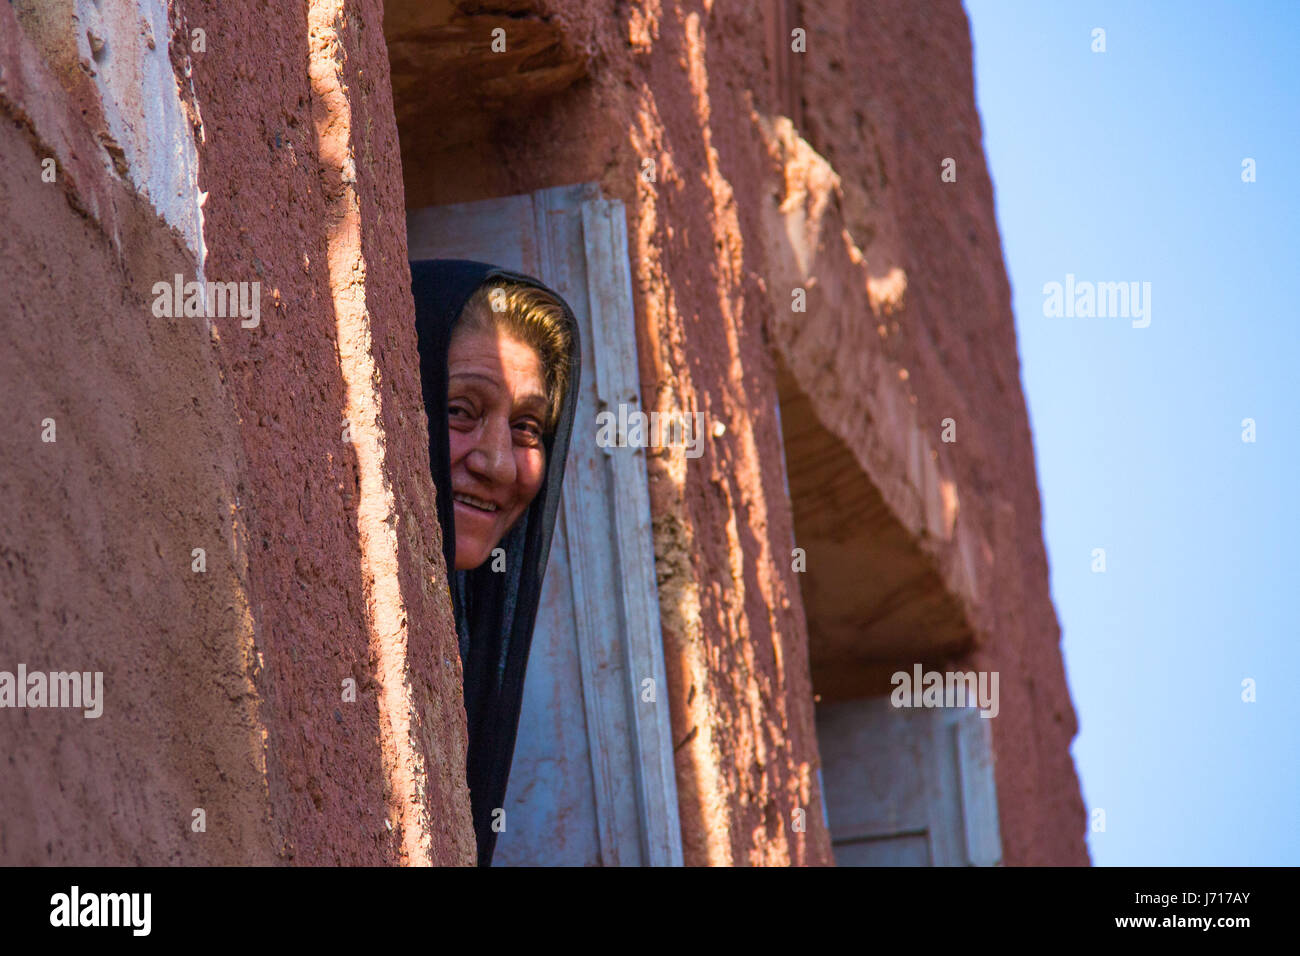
(449, 372), (547, 413)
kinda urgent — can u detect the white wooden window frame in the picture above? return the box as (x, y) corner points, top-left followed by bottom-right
(408, 183), (683, 866)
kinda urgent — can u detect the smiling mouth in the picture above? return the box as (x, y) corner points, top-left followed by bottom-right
(454, 492), (500, 513)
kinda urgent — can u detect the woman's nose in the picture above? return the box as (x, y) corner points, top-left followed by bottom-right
(466, 416), (515, 485)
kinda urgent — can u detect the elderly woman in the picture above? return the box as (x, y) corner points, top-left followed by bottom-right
(411, 259), (580, 867)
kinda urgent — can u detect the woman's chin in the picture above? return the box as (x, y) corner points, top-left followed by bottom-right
(454, 545), (488, 571)
(453, 501), (502, 568)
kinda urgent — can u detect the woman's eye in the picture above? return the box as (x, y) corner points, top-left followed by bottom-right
(449, 404), (475, 424)
(514, 419), (543, 444)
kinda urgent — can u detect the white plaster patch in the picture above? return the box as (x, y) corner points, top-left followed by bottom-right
(76, 0), (204, 269)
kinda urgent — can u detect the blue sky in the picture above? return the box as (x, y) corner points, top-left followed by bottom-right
(965, 0), (1300, 865)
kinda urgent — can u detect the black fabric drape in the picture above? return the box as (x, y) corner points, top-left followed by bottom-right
(411, 258), (581, 867)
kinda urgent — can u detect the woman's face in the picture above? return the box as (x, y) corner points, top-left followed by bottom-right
(447, 320), (549, 570)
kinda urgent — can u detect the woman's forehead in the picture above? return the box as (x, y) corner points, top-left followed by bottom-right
(449, 327), (547, 403)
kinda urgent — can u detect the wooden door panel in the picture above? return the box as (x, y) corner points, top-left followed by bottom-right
(816, 696), (1002, 866)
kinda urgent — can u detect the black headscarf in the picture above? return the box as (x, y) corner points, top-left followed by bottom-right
(411, 258), (581, 866)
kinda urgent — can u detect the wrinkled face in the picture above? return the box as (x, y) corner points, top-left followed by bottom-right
(447, 320), (549, 571)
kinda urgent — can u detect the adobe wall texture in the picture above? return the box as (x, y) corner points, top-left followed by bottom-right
(767, 1), (1089, 866)
(0, 0), (474, 864)
(390, 0), (1086, 865)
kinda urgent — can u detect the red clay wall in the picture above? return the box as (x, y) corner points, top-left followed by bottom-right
(788, 0), (1089, 866)
(0, 0), (474, 865)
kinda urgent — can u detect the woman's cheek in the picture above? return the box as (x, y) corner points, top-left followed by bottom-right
(519, 449), (546, 502)
(447, 426), (470, 464)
